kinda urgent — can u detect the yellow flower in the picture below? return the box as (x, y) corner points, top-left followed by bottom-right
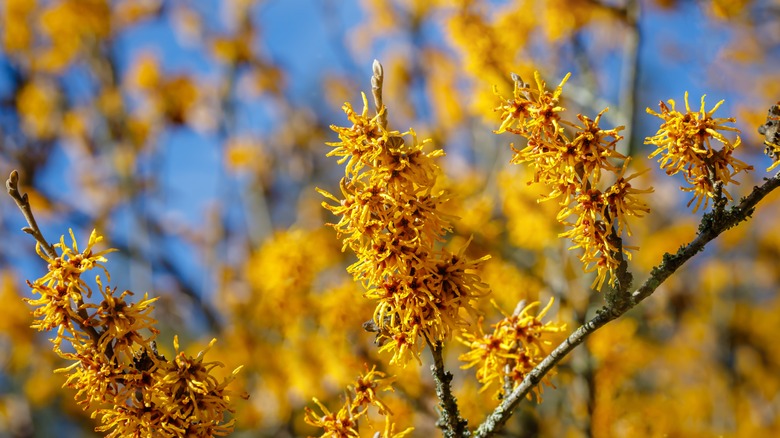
(376, 323), (421, 366)
(495, 71), (571, 144)
(57, 344), (123, 410)
(326, 93), (387, 178)
(458, 299), (566, 399)
(603, 160), (653, 236)
(350, 365), (394, 414)
(26, 229), (114, 341)
(564, 109), (626, 182)
(157, 338), (239, 432)
(84, 280), (160, 360)
(305, 397), (361, 438)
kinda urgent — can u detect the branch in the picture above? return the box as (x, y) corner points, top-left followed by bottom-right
(427, 339), (470, 438)
(7, 170), (104, 347)
(474, 171), (780, 438)
(5, 170), (57, 259)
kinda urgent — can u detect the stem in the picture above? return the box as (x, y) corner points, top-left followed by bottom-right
(605, 225), (633, 309)
(474, 171), (780, 437)
(427, 339), (470, 438)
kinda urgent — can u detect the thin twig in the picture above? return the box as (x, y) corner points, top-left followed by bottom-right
(473, 171), (780, 437)
(6, 170), (57, 259)
(426, 338), (470, 438)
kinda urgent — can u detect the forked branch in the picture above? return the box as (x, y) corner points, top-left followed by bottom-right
(473, 169), (780, 437)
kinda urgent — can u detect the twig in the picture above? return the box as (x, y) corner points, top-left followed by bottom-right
(5, 170), (57, 259)
(427, 338), (470, 438)
(473, 170), (780, 437)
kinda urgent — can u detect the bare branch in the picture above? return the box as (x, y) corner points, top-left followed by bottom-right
(5, 170), (57, 259)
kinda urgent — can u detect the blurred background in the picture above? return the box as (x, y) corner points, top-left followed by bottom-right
(1, 0), (779, 436)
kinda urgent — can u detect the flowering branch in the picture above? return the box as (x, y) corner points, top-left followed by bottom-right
(319, 60), (489, 366)
(6, 170), (243, 437)
(6, 170), (103, 346)
(474, 169), (780, 437)
(319, 59), (488, 435)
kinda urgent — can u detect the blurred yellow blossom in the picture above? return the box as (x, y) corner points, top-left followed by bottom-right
(224, 136), (269, 174)
(128, 53), (161, 91)
(158, 75), (199, 125)
(17, 80), (61, 140)
(36, 0), (111, 72)
(1, 0), (35, 53)
(305, 365), (413, 438)
(112, 0), (161, 28)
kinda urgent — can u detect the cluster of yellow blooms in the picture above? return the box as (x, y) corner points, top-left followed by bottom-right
(304, 366), (413, 437)
(494, 72), (653, 290)
(319, 92), (490, 365)
(25, 230), (241, 437)
(458, 299), (566, 399)
(645, 92), (753, 211)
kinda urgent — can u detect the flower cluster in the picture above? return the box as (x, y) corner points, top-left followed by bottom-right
(25, 230), (242, 437)
(495, 72), (653, 290)
(304, 365), (412, 438)
(645, 92), (752, 212)
(319, 89), (489, 365)
(458, 299), (566, 399)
